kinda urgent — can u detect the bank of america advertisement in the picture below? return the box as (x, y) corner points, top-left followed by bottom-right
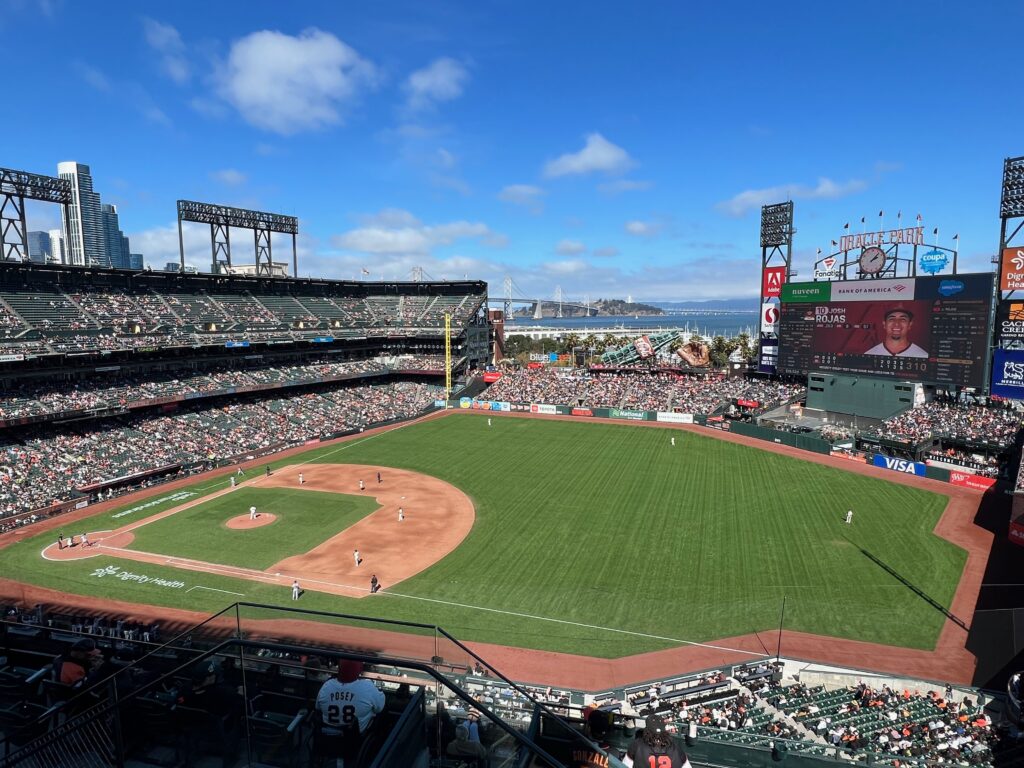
(991, 349), (1024, 399)
(778, 274), (994, 388)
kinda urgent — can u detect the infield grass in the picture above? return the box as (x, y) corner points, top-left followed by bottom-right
(2, 413), (966, 657)
(123, 487), (378, 570)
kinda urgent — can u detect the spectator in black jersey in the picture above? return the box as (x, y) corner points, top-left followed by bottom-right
(624, 714), (690, 768)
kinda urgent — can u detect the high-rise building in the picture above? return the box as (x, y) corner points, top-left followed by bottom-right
(47, 230), (64, 264)
(58, 162), (108, 267)
(101, 203), (131, 269)
(26, 231), (51, 264)
(129, 253), (144, 270)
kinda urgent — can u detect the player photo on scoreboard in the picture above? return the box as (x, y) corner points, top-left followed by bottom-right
(812, 300), (932, 359)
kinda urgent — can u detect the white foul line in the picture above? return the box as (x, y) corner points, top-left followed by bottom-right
(187, 585), (245, 596)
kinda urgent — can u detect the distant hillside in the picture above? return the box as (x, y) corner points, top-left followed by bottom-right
(652, 299), (759, 312)
(593, 298), (664, 315)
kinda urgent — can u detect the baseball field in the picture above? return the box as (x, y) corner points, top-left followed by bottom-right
(0, 413), (969, 661)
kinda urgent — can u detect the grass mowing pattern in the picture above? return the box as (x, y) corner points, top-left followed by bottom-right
(0, 414), (966, 657)
(124, 487), (378, 570)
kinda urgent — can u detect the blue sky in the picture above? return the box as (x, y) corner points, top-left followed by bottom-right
(2, 0), (1022, 303)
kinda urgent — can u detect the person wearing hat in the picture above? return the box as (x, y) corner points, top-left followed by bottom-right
(315, 659), (385, 738)
(865, 305), (928, 358)
(55, 638), (104, 686)
(571, 707), (619, 767)
(624, 714), (690, 767)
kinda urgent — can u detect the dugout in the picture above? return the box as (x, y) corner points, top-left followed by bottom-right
(805, 372), (921, 421)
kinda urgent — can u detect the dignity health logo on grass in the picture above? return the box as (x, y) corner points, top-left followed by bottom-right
(110, 491), (195, 520)
(90, 565), (185, 589)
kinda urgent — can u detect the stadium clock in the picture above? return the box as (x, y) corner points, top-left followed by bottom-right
(858, 246), (886, 275)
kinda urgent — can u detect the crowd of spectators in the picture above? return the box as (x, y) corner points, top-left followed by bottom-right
(0, 381), (440, 518)
(0, 287), (484, 355)
(820, 425), (855, 443)
(483, 368), (803, 415)
(926, 447), (1002, 477)
(763, 680), (1000, 765)
(0, 356), (453, 422)
(875, 401), (1022, 448)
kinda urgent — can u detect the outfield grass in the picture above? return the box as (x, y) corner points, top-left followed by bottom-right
(124, 487), (378, 569)
(0, 414), (966, 657)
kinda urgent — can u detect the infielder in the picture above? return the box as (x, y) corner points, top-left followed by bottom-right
(359, 479), (365, 491)
(376, 471), (381, 484)
(845, 509), (853, 525)
(81, 532), (90, 547)
(230, 476), (236, 488)
(354, 549), (361, 566)
(291, 579), (301, 600)
(398, 507), (405, 522)
(299, 472), (304, 485)
(250, 505), (257, 521)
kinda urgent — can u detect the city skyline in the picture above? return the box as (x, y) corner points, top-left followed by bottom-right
(4, 1), (1023, 300)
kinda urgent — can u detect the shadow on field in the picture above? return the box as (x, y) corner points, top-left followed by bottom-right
(852, 542), (968, 631)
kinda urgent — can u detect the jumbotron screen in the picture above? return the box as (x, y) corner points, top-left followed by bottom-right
(778, 273), (994, 388)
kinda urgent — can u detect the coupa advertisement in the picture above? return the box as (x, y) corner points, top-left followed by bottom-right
(990, 349), (1024, 400)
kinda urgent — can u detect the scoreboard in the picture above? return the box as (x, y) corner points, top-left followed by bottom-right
(778, 274), (994, 389)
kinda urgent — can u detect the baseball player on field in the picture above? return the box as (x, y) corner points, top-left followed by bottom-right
(354, 549), (360, 566)
(398, 507), (405, 522)
(230, 476), (236, 488)
(292, 579), (301, 600)
(359, 479), (365, 491)
(250, 505), (257, 520)
(299, 472), (304, 485)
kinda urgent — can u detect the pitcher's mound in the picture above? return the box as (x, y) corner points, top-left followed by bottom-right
(226, 513), (278, 530)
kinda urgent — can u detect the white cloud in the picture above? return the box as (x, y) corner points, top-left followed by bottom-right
(555, 239), (586, 256)
(214, 28), (377, 135)
(142, 18), (190, 84)
(716, 177), (868, 217)
(498, 184), (546, 214)
(544, 133), (634, 178)
(624, 219), (663, 237)
(211, 169), (247, 186)
(403, 57), (469, 112)
(592, 246), (620, 258)
(435, 148), (457, 169)
(75, 63), (111, 92)
(544, 259), (588, 275)
(598, 179), (652, 195)
(333, 209), (505, 256)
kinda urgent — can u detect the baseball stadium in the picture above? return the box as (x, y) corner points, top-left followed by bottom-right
(0, 151), (1022, 768)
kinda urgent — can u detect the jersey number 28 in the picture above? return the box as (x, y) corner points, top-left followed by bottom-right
(326, 704), (356, 725)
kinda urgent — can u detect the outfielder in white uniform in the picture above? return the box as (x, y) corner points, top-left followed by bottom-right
(845, 509), (853, 525)
(671, 436), (675, 446)
(315, 660), (385, 736)
(250, 505), (257, 520)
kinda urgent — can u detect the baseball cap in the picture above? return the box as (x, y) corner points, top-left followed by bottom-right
(884, 305), (913, 320)
(337, 659), (364, 683)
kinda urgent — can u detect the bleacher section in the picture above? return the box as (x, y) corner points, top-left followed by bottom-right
(0, 262), (487, 359)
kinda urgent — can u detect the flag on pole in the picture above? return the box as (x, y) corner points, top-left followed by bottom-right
(897, 210), (902, 221)
(933, 227), (938, 235)
(860, 217), (865, 224)
(916, 213), (922, 222)
(831, 240), (838, 246)
(843, 223), (850, 230)
(878, 210), (884, 218)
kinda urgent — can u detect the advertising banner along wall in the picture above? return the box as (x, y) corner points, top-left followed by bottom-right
(990, 349), (1024, 400)
(873, 453), (927, 476)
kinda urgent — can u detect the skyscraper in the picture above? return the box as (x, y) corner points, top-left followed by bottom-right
(58, 162), (107, 267)
(47, 230), (64, 264)
(101, 203), (131, 269)
(129, 253), (144, 270)
(26, 231), (51, 263)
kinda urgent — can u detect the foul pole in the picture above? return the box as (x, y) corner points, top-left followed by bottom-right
(444, 313), (452, 402)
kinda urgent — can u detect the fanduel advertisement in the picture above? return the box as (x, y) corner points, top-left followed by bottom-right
(873, 454), (927, 476)
(991, 349), (1024, 400)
